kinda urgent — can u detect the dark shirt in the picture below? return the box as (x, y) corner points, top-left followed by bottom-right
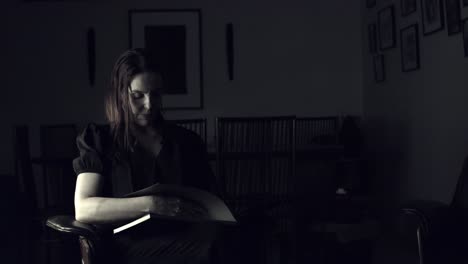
(72, 123), (216, 197)
(72, 123), (218, 264)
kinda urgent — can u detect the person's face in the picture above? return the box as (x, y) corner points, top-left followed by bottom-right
(128, 72), (163, 127)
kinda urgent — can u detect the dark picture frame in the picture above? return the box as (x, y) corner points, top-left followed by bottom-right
(226, 23), (234, 80)
(128, 9), (203, 110)
(378, 6), (396, 50)
(400, 24), (420, 72)
(367, 0), (376, 8)
(420, 0), (444, 35)
(401, 0), (417, 16)
(463, 18), (468, 57)
(445, 0), (461, 35)
(374, 54), (385, 82)
(368, 23), (377, 53)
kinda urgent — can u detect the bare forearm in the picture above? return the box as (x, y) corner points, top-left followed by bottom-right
(75, 196), (152, 224)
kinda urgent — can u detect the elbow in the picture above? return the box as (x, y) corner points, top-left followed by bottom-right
(74, 205), (87, 223)
(74, 199), (93, 223)
(74, 211), (87, 223)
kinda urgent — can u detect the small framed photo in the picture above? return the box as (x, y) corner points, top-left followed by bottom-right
(368, 23), (377, 53)
(367, 0), (376, 8)
(463, 18), (468, 57)
(378, 6), (396, 50)
(129, 9), (203, 110)
(400, 24), (420, 72)
(401, 0), (417, 16)
(420, 0), (444, 35)
(374, 54), (385, 82)
(445, 0), (461, 35)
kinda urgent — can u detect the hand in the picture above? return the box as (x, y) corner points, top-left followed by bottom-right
(177, 199), (208, 219)
(149, 195), (207, 218)
(148, 195), (181, 216)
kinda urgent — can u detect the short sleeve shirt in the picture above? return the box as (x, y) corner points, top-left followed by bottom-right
(72, 123), (215, 197)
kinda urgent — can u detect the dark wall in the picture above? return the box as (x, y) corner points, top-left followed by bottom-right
(2, 0), (363, 174)
(362, 0), (468, 204)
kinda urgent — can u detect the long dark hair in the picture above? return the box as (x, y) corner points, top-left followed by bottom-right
(105, 48), (164, 151)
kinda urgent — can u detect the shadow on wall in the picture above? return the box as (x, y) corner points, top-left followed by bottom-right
(364, 117), (411, 206)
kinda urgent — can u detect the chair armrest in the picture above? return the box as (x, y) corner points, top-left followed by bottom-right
(397, 201), (467, 263)
(398, 200), (456, 240)
(46, 215), (109, 242)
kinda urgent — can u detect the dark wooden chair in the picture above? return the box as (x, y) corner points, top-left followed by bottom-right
(0, 172), (23, 263)
(14, 124), (81, 264)
(13, 126), (36, 213)
(36, 124), (78, 215)
(397, 155), (468, 264)
(12, 126), (36, 264)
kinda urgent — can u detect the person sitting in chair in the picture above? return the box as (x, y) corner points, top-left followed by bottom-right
(73, 48), (217, 264)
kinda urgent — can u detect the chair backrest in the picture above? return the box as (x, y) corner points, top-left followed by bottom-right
(215, 116), (295, 202)
(40, 124), (78, 159)
(168, 118), (207, 144)
(39, 124), (78, 213)
(452, 155), (468, 209)
(295, 116), (339, 148)
(13, 125), (38, 212)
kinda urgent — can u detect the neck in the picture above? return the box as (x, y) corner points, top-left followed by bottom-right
(131, 124), (161, 139)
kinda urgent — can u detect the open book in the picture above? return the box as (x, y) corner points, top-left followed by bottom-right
(113, 184), (237, 234)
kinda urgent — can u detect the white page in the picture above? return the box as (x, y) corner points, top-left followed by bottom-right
(124, 184), (237, 223)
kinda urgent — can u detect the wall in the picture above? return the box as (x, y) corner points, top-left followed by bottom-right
(362, 0), (468, 204)
(1, 0), (363, 174)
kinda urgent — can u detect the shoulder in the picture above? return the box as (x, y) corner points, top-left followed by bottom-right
(79, 123), (111, 141)
(77, 123), (112, 154)
(163, 123), (204, 146)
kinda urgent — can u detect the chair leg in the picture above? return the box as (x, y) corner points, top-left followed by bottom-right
(79, 237), (95, 264)
(416, 227), (424, 264)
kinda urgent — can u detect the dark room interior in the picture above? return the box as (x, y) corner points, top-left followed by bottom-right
(2, 0), (468, 263)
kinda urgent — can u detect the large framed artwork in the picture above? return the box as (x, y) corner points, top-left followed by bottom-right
(420, 0), (444, 35)
(367, 0), (376, 8)
(400, 24), (420, 72)
(378, 6), (396, 50)
(445, 0), (461, 35)
(401, 0), (417, 16)
(129, 9), (203, 110)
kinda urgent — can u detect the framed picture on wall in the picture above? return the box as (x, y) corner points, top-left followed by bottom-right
(463, 18), (468, 57)
(445, 0), (461, 35)
(374, 54), (385, 82)
(378, 6), (396, 50)
(367, 0), (376, 8)
(129, 9), (203, 110)
(368, 23), (377, 53)
(400, 24), (420, 72)
(420, 0), (444, 35)
(401, 0), (417, 16)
